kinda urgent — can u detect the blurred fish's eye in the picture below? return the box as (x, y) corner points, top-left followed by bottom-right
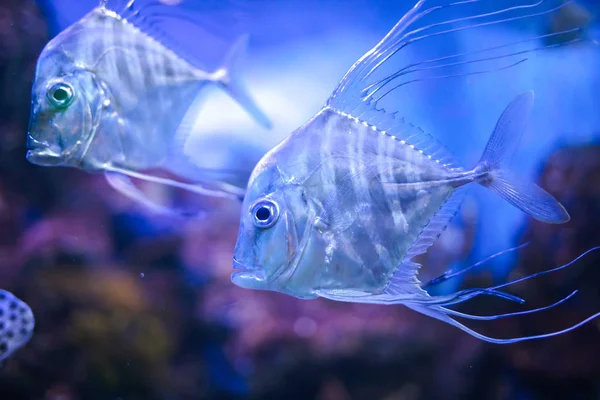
(47, 82), (74, 108)
(251, 199), (279, 228)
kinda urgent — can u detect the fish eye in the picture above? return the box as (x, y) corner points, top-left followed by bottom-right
(251, 199), (279, 228)
(47, 82), (74, 108)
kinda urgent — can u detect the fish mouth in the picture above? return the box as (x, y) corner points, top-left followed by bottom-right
(25, 132), (65, 166)
(26, 146), (64, 166)
(231, 258), (266, 288)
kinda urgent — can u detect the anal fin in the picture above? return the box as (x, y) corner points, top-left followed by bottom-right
(383, 188), (466, 297)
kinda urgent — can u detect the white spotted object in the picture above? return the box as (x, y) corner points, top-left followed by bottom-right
(0, 290), (34, 362)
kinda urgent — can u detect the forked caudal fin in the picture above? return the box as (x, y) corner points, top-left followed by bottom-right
(474, 91), (570, 224)
(215, 35), (272, 130)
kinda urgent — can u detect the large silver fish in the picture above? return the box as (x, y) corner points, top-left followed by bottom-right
(0, 290), (34, 363)
(232, 0), (600, 343)
(27, 0), (271, 214)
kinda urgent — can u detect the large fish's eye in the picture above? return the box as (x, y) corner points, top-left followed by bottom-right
(47, 82), (74, 108)
(251, 199), (279, 228)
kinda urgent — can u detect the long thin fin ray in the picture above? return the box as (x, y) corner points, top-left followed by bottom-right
(363, 0), (581, 99)
(104, 170), (242, 219)
(407, 302), (600, 344)
(440, 290), (577, 321)
(404, 246), (600, 344)
(424, 242), (529, 288)
(105, 172), (191, 217)
(373, 58), (528, 102)
(105, 166), (245, 200)
(328, 0), (582, 110)
(490, 246), (600, 292)
(364, 28), (582, 100)
(419, 246), (600, 309)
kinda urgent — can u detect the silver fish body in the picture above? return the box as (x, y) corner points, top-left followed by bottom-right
(27, 2), (271, 210)
(29, 7), (213, 170)
(232, 0), (600, 344)
(234, 108), (460, 298)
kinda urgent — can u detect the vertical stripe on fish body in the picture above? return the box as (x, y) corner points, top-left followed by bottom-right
(267, 107), (460, 295)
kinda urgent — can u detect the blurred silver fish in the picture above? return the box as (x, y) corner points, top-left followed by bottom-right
(0, 290), (34, 363)
(27, 0), (271, 214)
(232, 0), (600, 343)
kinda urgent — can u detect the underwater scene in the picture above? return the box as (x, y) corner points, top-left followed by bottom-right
(1, 0), (600, 398)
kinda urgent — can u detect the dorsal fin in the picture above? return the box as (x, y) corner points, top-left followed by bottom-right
(325, 0), (588, 173)
(331, 98), (460, 170)
(328, 0), (583, 108)
(99, 0), (252, 72)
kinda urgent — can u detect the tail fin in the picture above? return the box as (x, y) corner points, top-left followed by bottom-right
(216, 34), (272, 129)
(475, 91), (570, 224)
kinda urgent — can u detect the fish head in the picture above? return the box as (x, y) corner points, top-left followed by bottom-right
(27, 47), (109, 171)
(232, 159), (319, 299)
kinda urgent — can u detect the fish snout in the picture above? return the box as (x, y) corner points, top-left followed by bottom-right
(26, 147), (64, 166)
(232, 257), (252, 272)
(231, 258), (267, 289)
(26, 120), (67, 166)
(25, 134), (64, 166)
